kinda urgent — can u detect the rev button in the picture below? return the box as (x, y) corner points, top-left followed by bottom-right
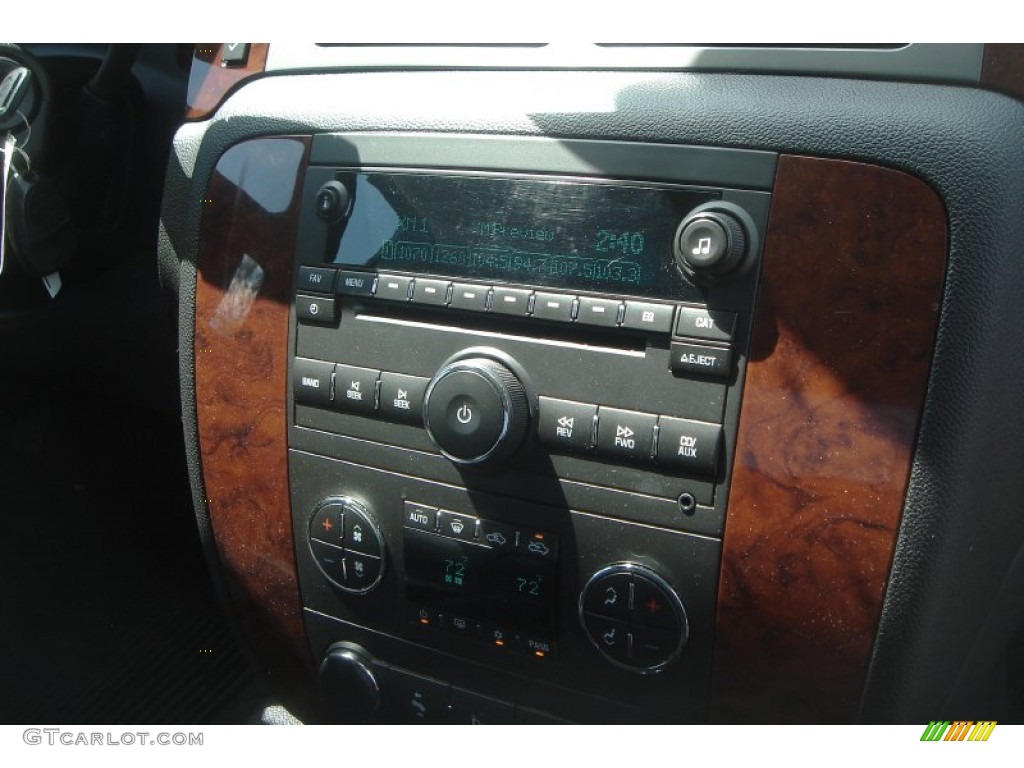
(537, 397), (596, 453)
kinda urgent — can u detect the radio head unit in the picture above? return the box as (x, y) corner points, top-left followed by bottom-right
(286, 134), (773, 723)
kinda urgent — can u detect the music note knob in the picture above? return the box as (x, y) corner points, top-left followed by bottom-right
(673, 202), (756, 283)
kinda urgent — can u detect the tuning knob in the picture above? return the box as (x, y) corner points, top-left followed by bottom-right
(423, 357), (529, 465)
(674, 202), (757, 283)
(317, 643), (380, 724)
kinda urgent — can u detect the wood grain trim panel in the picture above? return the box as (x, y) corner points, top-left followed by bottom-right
(982, 44), (1024, 102)
(194, 136), (313, 695)
(711, 155), (947, 723)
(186, 44), (269, 121)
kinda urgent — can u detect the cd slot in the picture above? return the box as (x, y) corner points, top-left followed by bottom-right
(353, 302), (650, 356)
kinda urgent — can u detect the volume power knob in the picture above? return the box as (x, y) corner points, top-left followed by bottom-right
(674, 202), (757, 283)
(423, 357), (529, 465)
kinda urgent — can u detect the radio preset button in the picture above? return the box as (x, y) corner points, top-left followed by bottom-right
(336, 270), (377, 297)
(376, 273), (413, 302)
(621, 301), (674, 334)
(296, 294), (338, 324)
(379, 372), (428, 424)
(669, 342), (733, 380)
(675, 306), (737, 343)
(577, 296), (623, 328)
(490, 287), (533, 317)
(411, 278), (451, 306)
(596, 407), (657, 462)
(293, 358), (334, 407)
(656, 416), (723, 477)
(530, 291), (576, 323)
(297, 266), (338, 294)
(332, 364), (380, 414)
(449, 282), (491, 312)
(537, 397), (596, 453)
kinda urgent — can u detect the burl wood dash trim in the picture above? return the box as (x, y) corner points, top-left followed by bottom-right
(194, 136), (313, 693)
(186, 43), (269, 121)
(981, 44), (1024, 103)
(711, 155), (947, 723)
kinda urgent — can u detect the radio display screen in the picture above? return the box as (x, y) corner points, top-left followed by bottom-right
(330, 172), (717, 300)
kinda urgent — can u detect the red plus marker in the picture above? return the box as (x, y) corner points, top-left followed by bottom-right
(321, 518), (333, 533)
(646, 597), (663, 614)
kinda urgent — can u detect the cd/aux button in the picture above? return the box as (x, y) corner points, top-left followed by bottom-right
(656, 416), (723, 477)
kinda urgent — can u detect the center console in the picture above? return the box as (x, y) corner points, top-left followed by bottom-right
(286, 134), (771, 722)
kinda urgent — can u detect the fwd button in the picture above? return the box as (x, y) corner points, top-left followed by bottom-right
(595, 407), (657, 462)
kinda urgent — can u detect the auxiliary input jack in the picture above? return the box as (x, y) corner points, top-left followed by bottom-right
(677, 492), (697, 515)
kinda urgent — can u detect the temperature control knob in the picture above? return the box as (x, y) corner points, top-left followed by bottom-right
(423, 357), (529, 465)
(579, 563), (689, 673)
(674, 202), (757, 283)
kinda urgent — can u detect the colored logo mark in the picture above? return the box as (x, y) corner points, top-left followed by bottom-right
(920, 721), (997, 742)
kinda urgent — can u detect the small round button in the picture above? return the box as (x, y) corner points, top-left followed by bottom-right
(423, 357), (529, 465)
(315, 181), (350, 222)
(674, 202), (756, 283)
(677, 218), (729, 270)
